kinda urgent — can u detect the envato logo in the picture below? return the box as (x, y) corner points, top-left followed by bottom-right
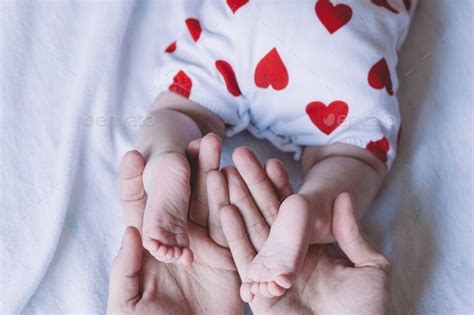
(81, 114), (156, 128)
(321, 114), (399, 128)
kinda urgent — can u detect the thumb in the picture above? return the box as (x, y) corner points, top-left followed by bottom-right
(332, 193), (390, 271)
(107, 227), (143, 312)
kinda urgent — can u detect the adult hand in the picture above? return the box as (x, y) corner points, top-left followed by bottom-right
(216, 147), (391, 314)
(310, 192), (392, 314)
(106, 224), (240, 314)
(107, 136), (241, 314)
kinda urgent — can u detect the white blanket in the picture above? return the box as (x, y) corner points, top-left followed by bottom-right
(1, 0), (472, 313)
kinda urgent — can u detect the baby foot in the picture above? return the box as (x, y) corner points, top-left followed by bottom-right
(241, 194), (314, 300)
(142, 152), (193, 266)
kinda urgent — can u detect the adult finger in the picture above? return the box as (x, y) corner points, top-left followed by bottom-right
(107, 227), (143, 312)
(220, 205), (256, 280)
(120, 150), (147, 231)
(232, 147), (280, 225)
(265, 158), (293, 201)
(332, 193), (391, 273)
(189, 133), (222, 226)
(223, 166), (269, 251)
(186, 138), (201, 160)
(186, 138), (201, 178)
(207, 170), (229, 247)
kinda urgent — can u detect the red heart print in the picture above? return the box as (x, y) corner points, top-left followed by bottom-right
(186, 18), (202, 42)
(169, 70), (192, 99)
(165, 41), (177, 53)
(371, 0), (399, 14)
(216, 60), (241, 97)
(227, 0), (249, 13)
(306, 101), (348, 135)
(254, 48), (289, 90)
(315, 0), (353, 34)
(368, 58), (394, 96)
(366, 137), (390, 163)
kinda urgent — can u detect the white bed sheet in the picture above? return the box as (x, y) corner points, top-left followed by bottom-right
(0, 0), (472, 313)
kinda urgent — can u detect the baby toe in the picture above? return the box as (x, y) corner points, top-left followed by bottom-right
(240, 283), (254, 302)
(259, 282), (272, 298)
(164, 247), (174, 260)
(276, 274), (293, 289)
(143, 237), (160, 253)
(251, 282), (259, 295)
(267, 281), (286, 297)
(173, 247), (183, 259)
(177, 248), (194, 266)
(157, 244), (168, 257)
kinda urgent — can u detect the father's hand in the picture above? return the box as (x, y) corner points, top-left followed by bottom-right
(312, 192), (392, 314)
(107, 226), (185, 314)
(217, 148), (391, 314)
(107, 139), (242, 314)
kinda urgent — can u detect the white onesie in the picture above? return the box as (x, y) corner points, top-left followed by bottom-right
(154, 0), (417, 168)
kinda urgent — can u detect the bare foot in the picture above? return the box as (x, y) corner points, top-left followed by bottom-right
(241, 194), (314, 299)
(142, 151), (194, 266)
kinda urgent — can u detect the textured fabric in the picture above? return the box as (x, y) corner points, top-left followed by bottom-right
(0, 0), (472, 314)
(155, 0), (416, 166)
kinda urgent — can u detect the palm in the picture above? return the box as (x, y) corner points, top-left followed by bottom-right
(251, 243), (390, 314)
(133, 222), (241, 314)
(311, 246), (391, 314)
(111, 137), (242, 315)
(216, 147), (391, 314)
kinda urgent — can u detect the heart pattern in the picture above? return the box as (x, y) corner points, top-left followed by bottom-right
(315, 0), (352, 34)
(169, 70), (193, 98)
(371, 0), (399, 14)
(366, 137), (390, 163)
(157, 2), (409, 167)
(165, 41), (177, 53)
(306, 101), (348, 135)
(254, 48), (289, 90)
(368, 58), (394, 95)
(186, 18), (202, 42)
(227, 0), (249, 13)
(216, 60), (241, 97)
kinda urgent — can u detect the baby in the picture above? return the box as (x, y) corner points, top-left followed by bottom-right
(134, 0), (415, 299)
